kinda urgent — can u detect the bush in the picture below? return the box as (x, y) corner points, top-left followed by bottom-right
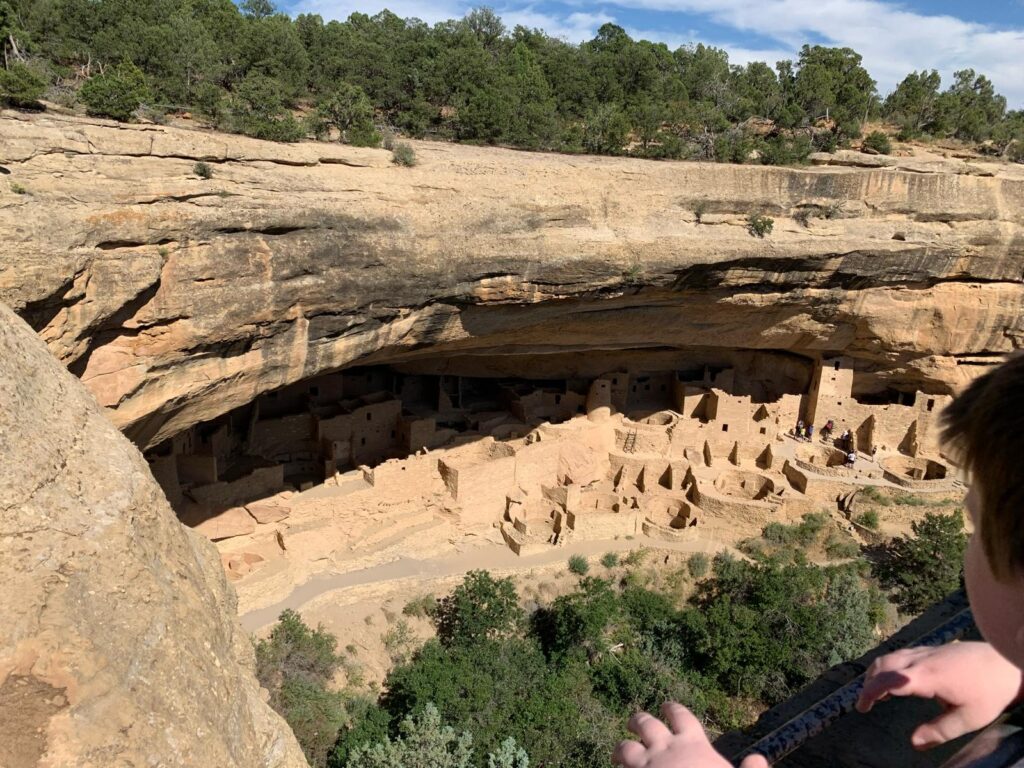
(224, 73), (304, 142)
(862, 130), (892, 154)
(601, 552), (619, 569)
(872, 511), (968, 614)
(855, 509), (880, 530)
(434, 571), (523, 647)
(382, 619), (418, 665)
(255, 610), (345, 766)
(859, 486), (891, 506)
(80, 60), (152, 122)
(568, 554), (590, 576)
(622, 548), (648, 567)
(391, 141), (417, 166)
(687, 552), (710, 579)
(0, 62), (47, 108)
(310, 83), (380, 147)
(824, 532), (860, 560)
(9, 181), (28, 195)
(403, 593), (437, 618)
(193, 162), (213, 180)
(747, 214), (774, 238)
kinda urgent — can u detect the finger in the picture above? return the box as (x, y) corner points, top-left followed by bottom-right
(912, 708), (975, 751)
(627, 711), (671, 747)
(612, 739), (648, 767)
(661, 701), (702, 735)
(740, 754), (770, 768)
(856, 670), (918, 713)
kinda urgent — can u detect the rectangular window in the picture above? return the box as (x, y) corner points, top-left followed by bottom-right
(366, 412), (372, 421)
(722, 424), (729, 432)
(927, 399), (936, 412)
(834, 361), (841, 370)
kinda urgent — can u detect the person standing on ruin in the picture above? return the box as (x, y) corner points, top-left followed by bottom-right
(806, 424), (814, 441)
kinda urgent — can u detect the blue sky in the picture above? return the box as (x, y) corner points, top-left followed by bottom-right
(279, 0), (1024, 106)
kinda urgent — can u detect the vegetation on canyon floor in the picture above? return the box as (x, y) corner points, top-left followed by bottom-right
(2, 1), (1022, 163)
(256, 505), (967, 768)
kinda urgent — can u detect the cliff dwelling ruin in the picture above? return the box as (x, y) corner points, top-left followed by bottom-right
(144, 351), (959, 585)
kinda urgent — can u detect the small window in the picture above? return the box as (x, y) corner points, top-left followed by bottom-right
(361, 437), (366, 446)
(837, 401), (843, 406)
(612, 378), (618, 385)
(927, 398), (936, 412)
(632, 385), (637, 393)
(555, 395), (562, 405)
(390, 430), (396, 438)
(760, 427), (767, 434)
(722, 424), (729, 432)
(645, 384), (651, 392)
(834, 361), (841, 370)
(366, 412), (372, 421)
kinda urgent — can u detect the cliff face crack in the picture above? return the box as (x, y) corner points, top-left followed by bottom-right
(94, 238), (174, 251)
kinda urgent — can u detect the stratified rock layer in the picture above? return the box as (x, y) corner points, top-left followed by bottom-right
(1, 110), (1022, 449)
(0, 301), (307, 767)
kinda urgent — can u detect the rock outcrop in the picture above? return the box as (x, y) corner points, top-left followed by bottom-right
(1, 110), (1022, 450)
(0, 301), (307, 766)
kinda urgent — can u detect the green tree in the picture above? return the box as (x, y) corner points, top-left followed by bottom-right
(885, 70), (943, 138)
(938, 69), (1006, 142)
(256, 610), (347, 767)
(583, 102), (629, 154)
(311, 82), (379, 146)
(224, 72), (303, 141)
(0, 61), (46, 107)
(433, 571), (523, 647)
(80, 59), (152, 121)
(504, 41), (557, 148)
(873, 511), (968, 613)
(241, 0), (276, 20)
(348, 703), (474, 768)
(793, 45), (877, 137)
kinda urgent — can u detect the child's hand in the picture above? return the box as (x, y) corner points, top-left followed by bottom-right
(856, 641), (1023, 750)
(613, 702), (769, 767)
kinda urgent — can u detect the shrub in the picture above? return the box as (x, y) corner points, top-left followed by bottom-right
(80, 60), (152, 122)
(224, 73), (304, 142)
(403, 593), (437, 618)
(622, 548), (649, 567)
(392, 141), (417, 166)
(0, 62), (47, 108)
(862, 130), (892, 155)
(601, 552), (619, 569)
(872, 511), (968, 614)
(855, 509), (880, 530)
(255, 610), (345, 766)
(383, 619), (418, 665)
(310, 83), (380, 147)
(193, 162), (213, 180)
(433, 571), (523, 647)
(747, 214), (774, 238)
(9, 181), (28, 195)
(693, 200), (708, 223)
(824, 532), (860, 560)
(687, 552), (710, 579)
(859, 486), (891, 506)
(568, 554), (590, 576)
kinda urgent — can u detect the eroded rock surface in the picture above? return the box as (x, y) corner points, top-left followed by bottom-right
(0, 300), (307, 767)
(1, 110), (1022, 450)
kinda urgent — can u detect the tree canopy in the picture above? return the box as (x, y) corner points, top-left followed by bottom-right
(2, 1), (1019, 159)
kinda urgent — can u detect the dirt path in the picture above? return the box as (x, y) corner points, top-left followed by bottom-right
(240, 535), (715, 632)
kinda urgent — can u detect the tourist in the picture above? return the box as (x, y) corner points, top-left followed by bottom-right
(846, 451), (857, 467)
(823, 420), (835, 441)
(795, 419), (804, 438)
(806, 424), (814, 441)
(613, 354), (1024, 768)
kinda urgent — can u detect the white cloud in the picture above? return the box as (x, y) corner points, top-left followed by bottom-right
(496, 6), (617, 40)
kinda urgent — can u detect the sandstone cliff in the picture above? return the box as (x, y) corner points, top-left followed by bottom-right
(1, 110), (1022, 450)
(0, 301), (307, 766)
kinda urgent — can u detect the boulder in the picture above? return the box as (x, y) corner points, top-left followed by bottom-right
(0, 301), (307, 768)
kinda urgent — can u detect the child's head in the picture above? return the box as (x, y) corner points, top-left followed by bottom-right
(942, 354), (1024, 665)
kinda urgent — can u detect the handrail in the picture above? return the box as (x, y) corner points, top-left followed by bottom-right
(731, 607), (976, 764)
